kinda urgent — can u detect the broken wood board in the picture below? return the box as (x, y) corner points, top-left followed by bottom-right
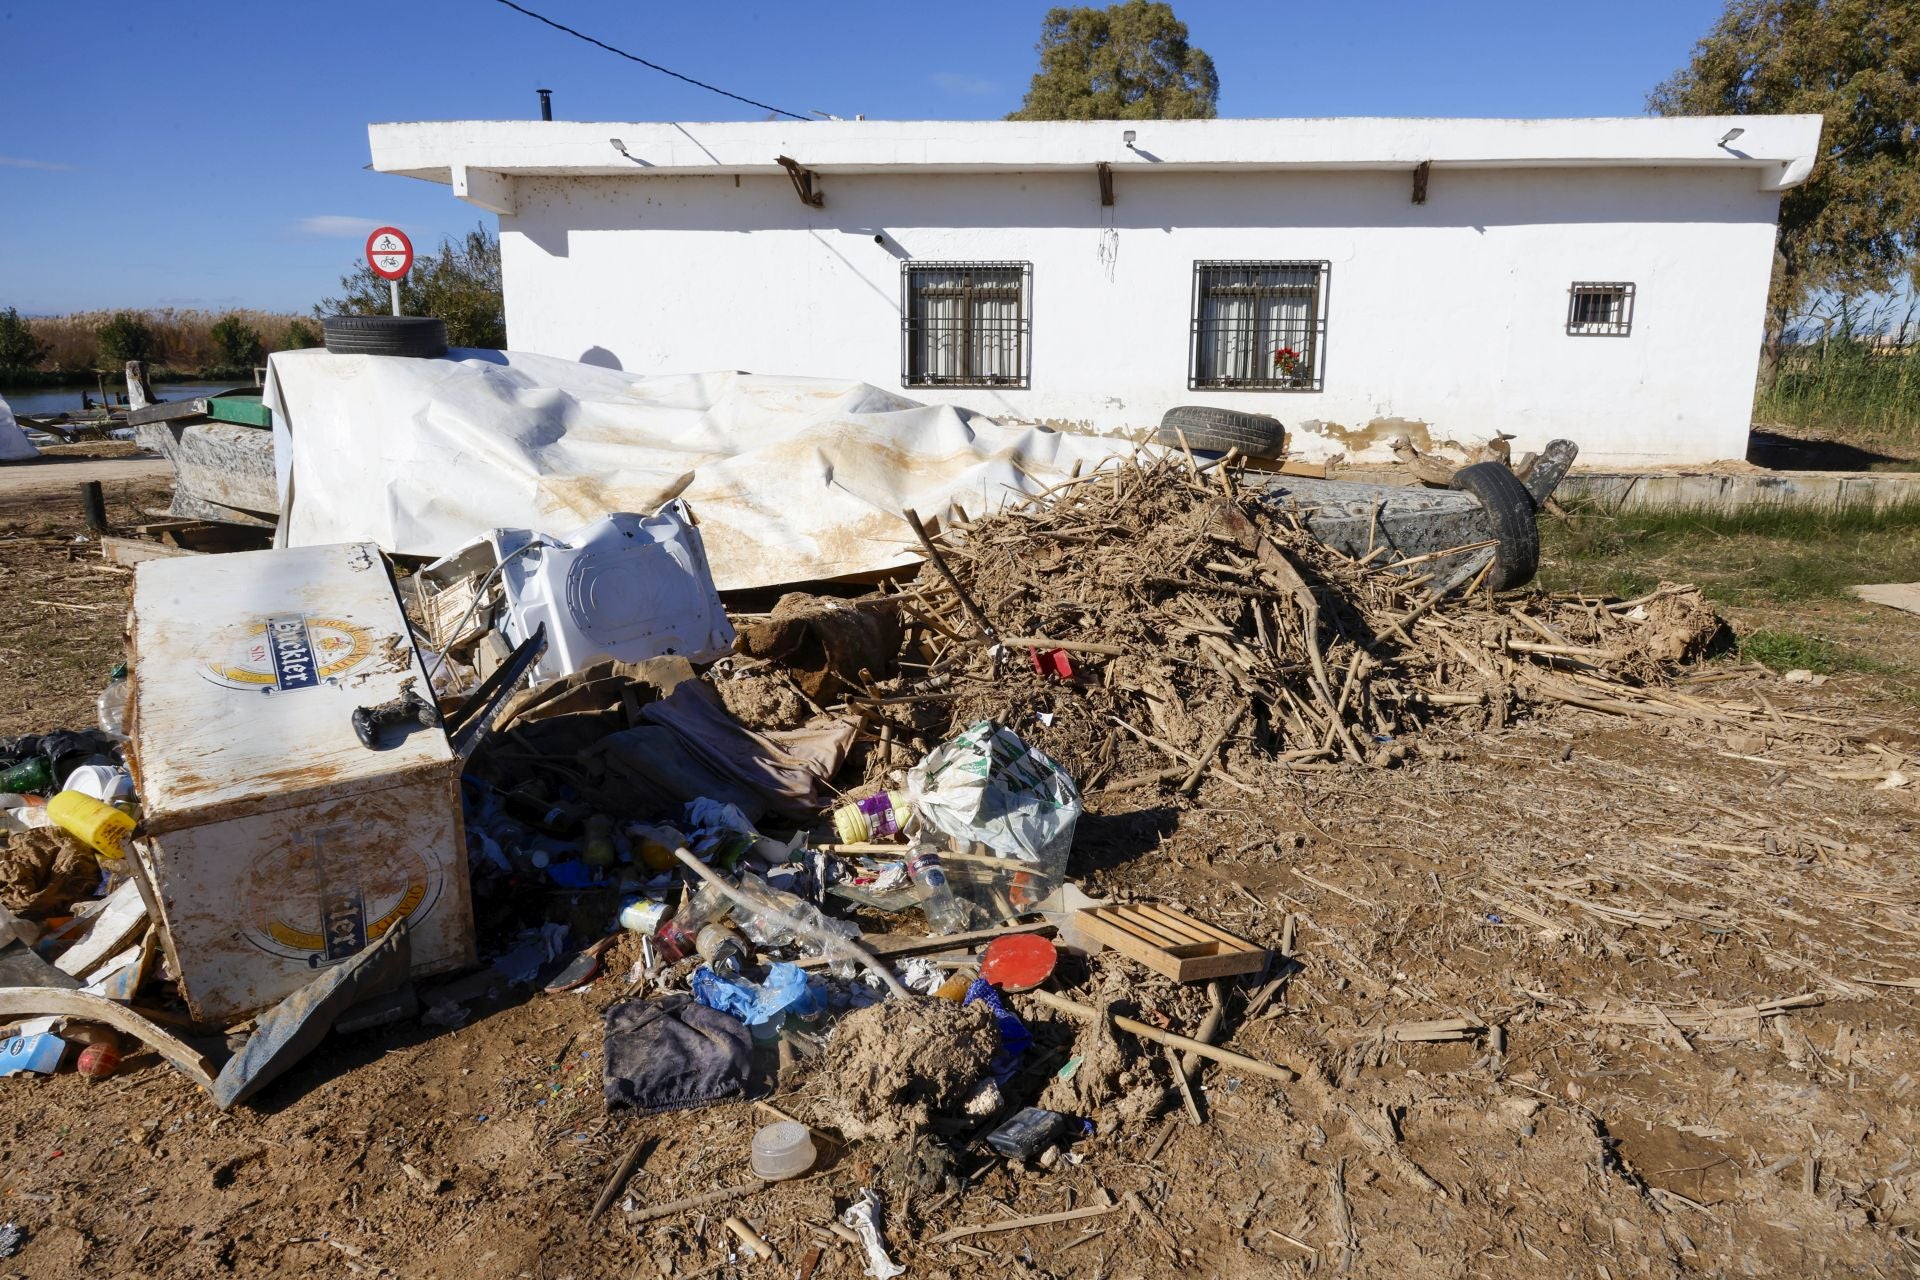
(1851, 582), (1920, 616)
(53, 880), (147, 978)
(1075, 903), (1265, 981)
(1236, 455), (1334, 479)
(0, 987), (219, 1092)
(103, 534), (199, 566)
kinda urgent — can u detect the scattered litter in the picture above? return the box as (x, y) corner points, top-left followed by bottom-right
(840, 1189), (905, 1280)
(749, 1120), (816, 1180)
(602, 994), (752, 1114)
(984, 1105), (1071, 1160)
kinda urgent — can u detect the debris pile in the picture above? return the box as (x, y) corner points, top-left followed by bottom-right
(5, 415), (1917, 1277)
(852, 449), (1734, 793)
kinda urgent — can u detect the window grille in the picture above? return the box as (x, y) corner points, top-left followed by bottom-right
(1189, 261), (1328, 391)
(901, 262), (1031, 389)
(1567, 282), (1634, 336)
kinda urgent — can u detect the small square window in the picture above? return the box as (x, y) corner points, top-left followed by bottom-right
(1567, 282), (1634, 336)
(901, 262), (1031, 389)
(1189, 261), (1329, 390)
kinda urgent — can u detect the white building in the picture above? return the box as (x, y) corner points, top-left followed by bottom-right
(369, 115), (1822, 466)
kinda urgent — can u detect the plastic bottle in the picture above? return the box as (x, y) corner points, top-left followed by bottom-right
(0, 758), (52, 796)
(580, 814), (617, 870)
(655, 879), (732, 962)
(96, 678), (130, 740)
(47, 790), (135, 865)
(832, 791), (911, 844)
(906, 838), (967, 935)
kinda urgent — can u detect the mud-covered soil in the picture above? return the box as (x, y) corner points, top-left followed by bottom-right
(1, 483), (1918, 1279)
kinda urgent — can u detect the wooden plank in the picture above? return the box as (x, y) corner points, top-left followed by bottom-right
(1236, 455), (1332, 479)
(1119, 903), (1212, 945)
(0, 988), (218, 1092)
(53, 881), (148, 978)
(1085, 909), (1180, 951)
(1133, 902), (1259, 950)
(126, 397), (212, 426)
(794, 921), (1055, 972)
(103, 535), (199, 566)
(1076, 904), (1264, 982)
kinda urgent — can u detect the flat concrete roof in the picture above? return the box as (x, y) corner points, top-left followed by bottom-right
(370, 116), (1824, 210)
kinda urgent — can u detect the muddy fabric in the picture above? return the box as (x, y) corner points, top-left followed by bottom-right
(734, 595), (903, 701)
(617, 681), (855, 822)
(602, 994), (751, 1115)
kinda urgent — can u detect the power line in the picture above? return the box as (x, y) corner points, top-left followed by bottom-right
(489, 0), (810, 122)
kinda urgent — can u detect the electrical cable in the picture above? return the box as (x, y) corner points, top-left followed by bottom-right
(489, 0), (811, 122)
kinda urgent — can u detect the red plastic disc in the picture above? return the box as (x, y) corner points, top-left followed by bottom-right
(980, 933), (1058, 992)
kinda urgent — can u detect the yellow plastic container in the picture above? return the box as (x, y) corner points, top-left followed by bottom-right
(832, 791), (909, 844)
(47, 790), (137, 864)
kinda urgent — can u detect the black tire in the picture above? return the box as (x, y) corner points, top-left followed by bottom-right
(1450, 461), (1540, 590)
(1153, 405), (1286, 459)
(322, 315), (448, 358)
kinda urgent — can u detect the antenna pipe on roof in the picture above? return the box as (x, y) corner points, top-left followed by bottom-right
(537, 88), (553, 121)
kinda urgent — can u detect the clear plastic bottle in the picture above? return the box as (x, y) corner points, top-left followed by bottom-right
(906, 838), (967, 935)
(655, 879), (731, 961)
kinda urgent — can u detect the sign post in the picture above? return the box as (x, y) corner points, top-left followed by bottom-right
(364, 227), (414, 317)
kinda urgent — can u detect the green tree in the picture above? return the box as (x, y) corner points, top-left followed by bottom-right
(0, 307), (49, 371)
(319, 223), (506, 348)
(1651, 0), (1920, 330)
(95, 311), (156, 367)
(209, 314), (263, 369)
(283, 318), (320, 350)
(1008, 1), (1218, 121)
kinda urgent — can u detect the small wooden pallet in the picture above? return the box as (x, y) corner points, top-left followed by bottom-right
(1074, 902), (1266, 982)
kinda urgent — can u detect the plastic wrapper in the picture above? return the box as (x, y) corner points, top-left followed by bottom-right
(903, 721), (1083, 919)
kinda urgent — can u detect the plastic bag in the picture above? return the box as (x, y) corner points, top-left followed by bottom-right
(731, 872), (860, 955)
(905, 722), (1081, 866)
(691, 961), (816, 1027)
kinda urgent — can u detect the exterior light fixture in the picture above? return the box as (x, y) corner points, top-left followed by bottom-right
(1718, 127), (1745, 147)
(1123, 130), (1137, 148)
(610, 138), (629, 156)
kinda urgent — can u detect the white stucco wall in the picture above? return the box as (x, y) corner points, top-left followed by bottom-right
(491, 163), (1781, 465)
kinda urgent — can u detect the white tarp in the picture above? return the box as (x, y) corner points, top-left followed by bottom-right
(264, 350), (1131, 590)
(0, 394), (40, 462)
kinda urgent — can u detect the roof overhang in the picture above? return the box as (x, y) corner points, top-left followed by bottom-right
(368, 115), (1825, 217)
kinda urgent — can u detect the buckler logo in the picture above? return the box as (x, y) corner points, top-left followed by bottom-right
(266, 615), (321, 690)
(203, 614), (375, 692)
(245, 823), (440, 966)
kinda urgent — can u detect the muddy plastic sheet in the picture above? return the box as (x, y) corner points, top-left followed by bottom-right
(262, 352), (1131, 590)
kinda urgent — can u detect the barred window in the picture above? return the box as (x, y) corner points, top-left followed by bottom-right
(1189, 261), (1328, 391)
(901, 262), (1031, 389)
(1567, 282), (1634, 336)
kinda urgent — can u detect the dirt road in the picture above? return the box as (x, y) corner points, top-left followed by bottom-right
(0, 454), (172, 496)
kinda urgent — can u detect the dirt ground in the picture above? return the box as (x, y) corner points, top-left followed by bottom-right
(2, 472), (1919, 1279)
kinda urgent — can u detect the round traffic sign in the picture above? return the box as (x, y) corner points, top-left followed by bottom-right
(365, 226), (414, 281)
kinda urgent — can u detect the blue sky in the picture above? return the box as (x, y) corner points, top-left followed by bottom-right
(0, 0), (1729, 315)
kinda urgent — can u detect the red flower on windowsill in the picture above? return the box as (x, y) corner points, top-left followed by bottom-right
(1273, 346), (1302, 378)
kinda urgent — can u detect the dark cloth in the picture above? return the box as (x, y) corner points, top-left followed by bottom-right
(602, 994), (751, 1115)
(583, 681), (856, 824)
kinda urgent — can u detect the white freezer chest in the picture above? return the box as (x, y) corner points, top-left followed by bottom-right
(129, 542), (474, 1022)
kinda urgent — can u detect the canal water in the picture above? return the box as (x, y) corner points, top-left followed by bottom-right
(0, 381), (242, 416)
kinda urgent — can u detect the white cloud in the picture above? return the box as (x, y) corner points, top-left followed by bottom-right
(294, 215), (382, 238)
(931, 72), (999, 97)
(0, 155), (73, 171)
